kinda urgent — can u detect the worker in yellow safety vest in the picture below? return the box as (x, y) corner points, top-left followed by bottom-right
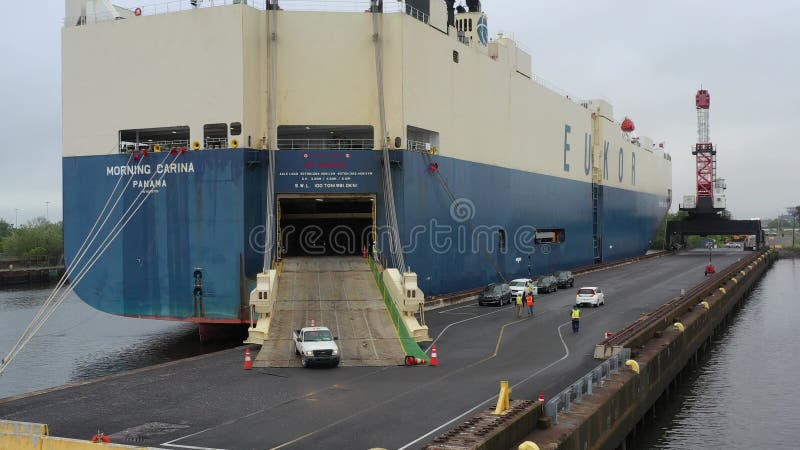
(571, 306), (581, 333)
(515, 292), (523, 318)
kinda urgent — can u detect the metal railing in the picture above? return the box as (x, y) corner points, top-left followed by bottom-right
(544, 347), (631, 424)
(204, 137), (229, 149)
(277, 138), (373, 150)
(120, 139), (190, 153)
(65, 1), (428, 27)
(603, 249), (770, 350)
(404, 3), (428, 24)
(406, 139), (435, 153)
(531, 74), (582, 105)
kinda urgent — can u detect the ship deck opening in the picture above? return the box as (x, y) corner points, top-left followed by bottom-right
(277, 194), (376, 257)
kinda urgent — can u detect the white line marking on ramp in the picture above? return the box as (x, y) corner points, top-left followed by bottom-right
(162, 444), (226, 450)
(436, 303), (480, 313)
(424, 305), (511, 352)
(398, 318), (573, 450)
(162, 427), (228, 449)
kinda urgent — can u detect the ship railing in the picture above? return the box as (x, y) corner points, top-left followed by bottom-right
(406, 139), (436, 154)
(277, 138), (374, 150)
(531, 73), (582, 105)
(119, 139), (190, 153)
(403, 3), (428, 24)
(261, 1), (419, 14)
(65, 0), (249, 26)
(204, 137), (229, 149)
(65, 1), (427, 27)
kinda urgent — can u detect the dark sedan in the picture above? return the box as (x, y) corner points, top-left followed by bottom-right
(555, 270), (574, 288)
(478, 283), (512, 306)
(534, 275), (558, 293)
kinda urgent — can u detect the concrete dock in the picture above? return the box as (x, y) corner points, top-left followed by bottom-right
(0, 250), (749, 449)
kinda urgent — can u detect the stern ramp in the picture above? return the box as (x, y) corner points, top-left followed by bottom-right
(254, 256), (404, 367)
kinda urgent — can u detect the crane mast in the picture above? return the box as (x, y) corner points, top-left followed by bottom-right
(667, 88), (762, 250)
(685, 88), (725, 213)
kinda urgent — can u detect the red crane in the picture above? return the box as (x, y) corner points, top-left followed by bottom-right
(693, 89), (715, 208)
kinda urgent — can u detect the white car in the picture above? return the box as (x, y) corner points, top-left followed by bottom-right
(509, 278), (537, 297)
(576, 287), (605, 307)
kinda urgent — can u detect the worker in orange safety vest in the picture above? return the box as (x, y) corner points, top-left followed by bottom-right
(526, 292), (535, 317)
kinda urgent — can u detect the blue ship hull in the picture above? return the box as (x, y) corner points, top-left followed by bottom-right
(63, 149), (667, 322)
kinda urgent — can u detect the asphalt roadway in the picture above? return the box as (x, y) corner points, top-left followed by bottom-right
(0, 249), (748, 450)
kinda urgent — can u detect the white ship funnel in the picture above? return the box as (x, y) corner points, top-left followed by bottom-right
(454, 10), (489, 46)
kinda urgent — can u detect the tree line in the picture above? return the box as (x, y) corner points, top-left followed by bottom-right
(0, 218), (63, 258)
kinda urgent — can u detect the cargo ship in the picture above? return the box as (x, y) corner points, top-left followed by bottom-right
(61, 0), (671, 338)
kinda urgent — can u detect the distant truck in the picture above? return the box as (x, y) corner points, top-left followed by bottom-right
(743, 235), (757, 251)
(293, 326), (340, 368)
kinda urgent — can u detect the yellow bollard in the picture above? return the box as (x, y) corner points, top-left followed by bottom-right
(719, 287), (726, 294)
(493, 381), (511, 415)
(700, 301), (710, 310)
(673, 322), (685, 332)
(519, 441), (541, 450)
(625, 359), (640, 374)
(731, 277), (738, 284)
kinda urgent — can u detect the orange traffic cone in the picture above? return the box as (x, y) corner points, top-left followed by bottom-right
(91, 432), (112, 443)
(244, 348), (253, 370)
(404, 356), (428, 366)
(538, 392), (545, 403)
(430, 345), (439, 366)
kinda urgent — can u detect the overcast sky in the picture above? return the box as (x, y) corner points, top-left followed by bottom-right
(1, 0), (798, 226)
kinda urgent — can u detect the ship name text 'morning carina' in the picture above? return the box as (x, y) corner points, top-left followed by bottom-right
(61, 0), (671, 337)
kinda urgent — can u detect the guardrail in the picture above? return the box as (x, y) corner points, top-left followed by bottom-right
(0, 256), (63, 269)
(544, 348), (631, 424)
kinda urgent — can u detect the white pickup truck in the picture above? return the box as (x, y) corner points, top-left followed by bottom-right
(293, 326), (340, 368)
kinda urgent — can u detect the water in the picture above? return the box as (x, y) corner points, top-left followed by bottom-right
(637, 258), (800, 449)
(0, 288), (235, 399)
